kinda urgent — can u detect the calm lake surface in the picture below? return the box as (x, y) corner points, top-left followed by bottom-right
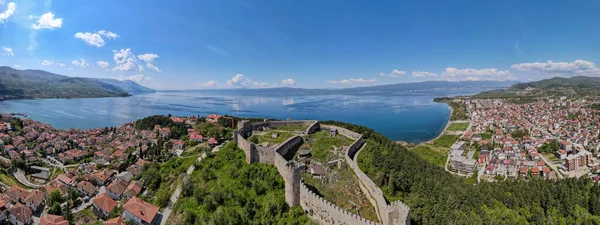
(0, 89), (491, 143)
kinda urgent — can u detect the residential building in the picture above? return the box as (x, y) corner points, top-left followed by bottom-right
(8, 203), (32, 225)
(92, 193), (118, 219)
(122, 197), (160, 225)
(39, 214), (69, 225)
(107, 179), (128, 200)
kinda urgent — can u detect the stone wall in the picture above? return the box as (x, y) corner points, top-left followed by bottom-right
(300, 181), (379, 225)
(306, 120), (320, 134)
(274, 152), (300, 206)
(320, 124), (363, 140)
(322, 124), (411, 225)
(237, 132), (257, 164)
(275, 135), (304, 160)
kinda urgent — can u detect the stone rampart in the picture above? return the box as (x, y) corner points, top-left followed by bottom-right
(237, 132), (257, 164)
(252, 120), (317, 132)
(274, 152), (300, 206)
(300, 181), (379, 225)
(275, 135), (304, 160)
(320, 124), (363, 140)
(306, 120), (320, 134)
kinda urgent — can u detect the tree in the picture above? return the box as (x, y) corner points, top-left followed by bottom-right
(49, 202), (62, 215)
(49, 190), (63, 206)
(249, 136), (259, 144)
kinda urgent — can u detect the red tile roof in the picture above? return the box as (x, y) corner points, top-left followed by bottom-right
(8, 203), (32, 223)
(40, 214), (69, 225)
(93, 193), (118, 213)
(123, 197), (159, 224)
(104, 217), (126, 225)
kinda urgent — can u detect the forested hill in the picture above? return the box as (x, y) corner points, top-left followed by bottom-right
(475, 76), (600, 98)
(0, 66), (142, 100)
(322, 120), (600, 224)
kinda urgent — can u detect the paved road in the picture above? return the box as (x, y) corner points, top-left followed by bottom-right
(13, 169), (46, 189)
(540, 154), (564, 179)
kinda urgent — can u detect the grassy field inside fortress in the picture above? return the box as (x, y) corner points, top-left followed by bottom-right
(302, 167), (379, 222)
(409, 134), (460, 167)
(446, 122), (469, 131)
(301, 131), (354, 162)
(273, 124), (309, 132)
(251, 130), (295, 145)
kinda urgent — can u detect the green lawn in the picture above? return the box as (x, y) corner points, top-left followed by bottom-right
(433, 135), (461, 148)
(49, 167), (64, 180)
(273, 124), (309, 132)
(251, 131), (295, 145)
(446, 122), (469, 132)
(480, 133), (492, 140)
(409, 134), (460, 168)
(0, 172), (29, 189)
(306, 131), (354, 162)
(409, 144), (449, 167)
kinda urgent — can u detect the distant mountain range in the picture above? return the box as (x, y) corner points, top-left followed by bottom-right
(0, 66), (154, 101)
(188, 80), (519, 96)
(475, 76), (600, 98)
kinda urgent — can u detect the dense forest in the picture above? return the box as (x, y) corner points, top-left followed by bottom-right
(322, 121), (600, 224)
(168, 142), (311, 224)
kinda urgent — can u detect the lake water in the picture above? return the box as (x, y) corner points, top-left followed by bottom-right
(0, 89), (489, 143)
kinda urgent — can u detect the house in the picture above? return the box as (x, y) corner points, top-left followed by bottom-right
(6, 186), (29, 203)
(557, 150), (567, 160)
(519, 166), (528, 177)
(531, 167), (540, 177)
(40, 214), (69, 225)
(56, 174), (74, 186)
(507, 167), (518, 178)
(94, 170), (113, 186)
(24, 190), (45, 213)
(207, 137), (218, 146)
(127, 164), (143, 177)
(92, 193), (118, 219)
(0, 200), (9, 223)
(107, 179), (128, 200)
(116, 171), (134, 183)
(8, 203), (32, 225)
(77, 181), (98, 197)
(44, 180), (68, 199)
(104, 217), (126, 225)
(123, 197), (161, 225)
(123, 181), (143, 201)
(542, 167), (551, 179)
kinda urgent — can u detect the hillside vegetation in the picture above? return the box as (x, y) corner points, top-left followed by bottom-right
(322, 120), (600, 224)
(474, 76), (600, 100)
(0, 66), (130, 100)
(167, 142), (310, 225)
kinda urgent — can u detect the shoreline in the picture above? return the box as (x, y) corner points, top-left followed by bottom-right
(396, 103), (454, 145)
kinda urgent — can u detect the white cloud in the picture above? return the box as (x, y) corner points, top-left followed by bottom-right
(1, 46), (13, 56)
(0, 2), (15, 23)
(198, 80), (217, 88)
(282, 78), (295, 86)
(74, 30), (119, 47)
(226, 74), (251, 87)
(41, 60), (53, 66)
(441, 67), (514, 81)
(137, 53), (161, 72)
(71, 58), (89, 67)
(97, 30), (119, 39)
(117, 74), (150, 83)
(112, 48), (138, 71)
(97, 61), (109, 69)
(225, 74), (272, 88)
(329, 78), (376, 85)
(380, 69), (406, 78)
(58, 63), (65, 67)
(412, 71), (438, 77)
(31, 12), (62, 30)
(13, 64), (19, 68)
(511, 60), (599, 76)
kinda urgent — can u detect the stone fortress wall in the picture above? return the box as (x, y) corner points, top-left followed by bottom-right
(234, 120), (410, 225)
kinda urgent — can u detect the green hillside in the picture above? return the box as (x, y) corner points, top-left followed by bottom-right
(474, 76), (600, 99)
(0, 66), (131, 100)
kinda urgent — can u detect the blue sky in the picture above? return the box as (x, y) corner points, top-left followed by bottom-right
(0, 0), (599, 90)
